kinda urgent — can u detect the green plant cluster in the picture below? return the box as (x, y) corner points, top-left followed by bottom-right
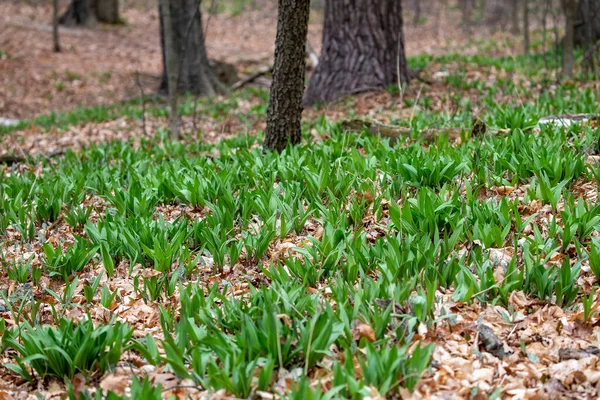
(1, 54), (600, 397)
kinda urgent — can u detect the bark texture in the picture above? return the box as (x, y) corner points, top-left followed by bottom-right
(574, 0), (600, 46)
(159, 0), (180, 139)
(264, 0), (310, 152)
(304, 0), (410, 106)
(412, 0), (421, 25)
(96, 0), (119, 23)
(59, 0), (119, 26)
(158, 0), (222, 96)
(510, 0), (520, 33)
(562, 0), (578, 77)
(53, 0), (61, 52)
(523, 0), (530, 55)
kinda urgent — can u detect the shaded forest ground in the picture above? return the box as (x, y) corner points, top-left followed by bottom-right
(1, 0), (539, 121)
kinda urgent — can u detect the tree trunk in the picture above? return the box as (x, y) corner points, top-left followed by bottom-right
(96, 0), (119, 23)
(59, 0), (119, 26)
(264, 0), (310, 152)
(510, 0), (520, 33)
(304, 0), (410, 106)
(59, 0), (96, 26)
(562, 0), (578, 77)
(53, 0), (61, 52)
(412, 0), (421, 26)
(158, 0), (223, 96)
(574, 0), (600, 46)
(523, 0), (530, 55)
(159, 0), (180, 139)
(459, 0), (475, 33)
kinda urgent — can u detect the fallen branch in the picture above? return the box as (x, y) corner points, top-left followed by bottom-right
(45, 213), (65, 234)
(231, 65), (273, 90)
(538, 113), (599, 127)
(0, 150), (65, 165)
(340, 117), (487, 144)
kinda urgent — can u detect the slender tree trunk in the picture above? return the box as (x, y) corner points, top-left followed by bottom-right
(158, 0), (223, 96)
(159, 0), (180, 139)
(304, 0), (410, 106)
(439, 0), (448, 38)
(523, 0), (530, 55)
(264, 0), (310, 152)
(53, 0), (61, 52)
(562, 0), (578, 77)
(412, 0), (421, 26)
(510, 0), (520, 33)
(459, 0), (474, 33)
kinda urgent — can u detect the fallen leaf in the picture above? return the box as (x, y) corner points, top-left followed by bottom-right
(100, 374), (129, 395)
(71, 374), (86, 400)
(494, 185), (515, 195)
(0, 392), (15, 400)
(277, 313), (292, 329)
(354, 322), (376, 342)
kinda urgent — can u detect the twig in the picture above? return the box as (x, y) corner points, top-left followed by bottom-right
(45, 213), (65, 234)
(162, 384), (204, 393)
(203, 0), (219, 39)
(231, 65), (273, 90)
(192, 95), (200, 134)
(409, 83), (424, 128)
(134, 70), (148, 137)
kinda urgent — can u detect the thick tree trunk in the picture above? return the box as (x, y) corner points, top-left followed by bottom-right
(304, 0), (410, 106)
(158, 0), (223, 96)
(59, 0), (119, 26)
(574, 0), (600, 46)
(264, 0), (310, 152)
(562, 0), (578, 77)
(59, 0), (95, 26)
(96, 0), (119, 23)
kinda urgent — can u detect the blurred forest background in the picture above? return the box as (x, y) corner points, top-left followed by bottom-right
(1, 0), (597, 122)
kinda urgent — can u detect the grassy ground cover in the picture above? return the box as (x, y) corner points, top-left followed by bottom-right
(1, 53), (600, 399)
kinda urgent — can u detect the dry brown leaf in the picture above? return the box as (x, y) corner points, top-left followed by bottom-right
(277, 313), (292, 329)
(71, 374), (86, 399)
(354, 322), (376, 342)
(99, 374), (129, 395)
(494, 185), (515, 195)
(0, 392), (15, 400)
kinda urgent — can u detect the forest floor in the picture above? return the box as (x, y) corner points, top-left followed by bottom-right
(1, 0), (525, 120)
(2, 1), (600, 400)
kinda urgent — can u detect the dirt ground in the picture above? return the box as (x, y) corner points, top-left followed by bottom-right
(0, 0), (515, 121)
